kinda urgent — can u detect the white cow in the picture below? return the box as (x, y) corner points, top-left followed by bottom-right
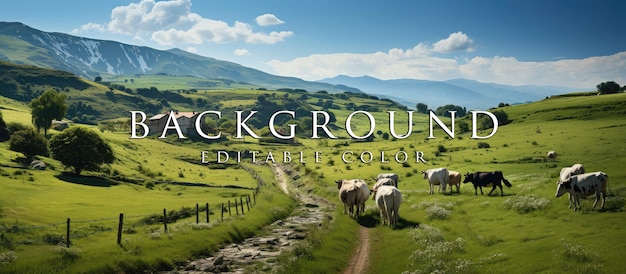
(374, 185), (402, 227)
(547, 151), (557, 162)
(555, 172), (609, 211)
(375, 173), (399, 187)
(557, 164), (586, 207)
(558, 164), (585, 183)
(422, 168), (449, 194)
(372, 177), (396, 192)
(336, 179), (369, 217)
(354, 179), (370, 216)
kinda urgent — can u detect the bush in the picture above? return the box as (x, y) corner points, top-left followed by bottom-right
(477, 142), (490, 149)
(437, 144), (447, 153)
(9, 128), (48, 160)
(425, 205), (451, 220)
(407, 224), (468, 273)
(503, 195), (551, 214)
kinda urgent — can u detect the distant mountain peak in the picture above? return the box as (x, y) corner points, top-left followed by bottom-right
(0, 21), (361, 93)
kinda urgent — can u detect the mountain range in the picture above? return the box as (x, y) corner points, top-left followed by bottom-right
(0, 21), (584, 110)
(320, 75), (583, 110)
(0, 21), (359, 93)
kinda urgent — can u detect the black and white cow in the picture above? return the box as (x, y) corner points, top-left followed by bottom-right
(555, 172), (608, 211)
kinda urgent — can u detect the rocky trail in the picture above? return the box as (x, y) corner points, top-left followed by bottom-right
(167, 164), (335, 273)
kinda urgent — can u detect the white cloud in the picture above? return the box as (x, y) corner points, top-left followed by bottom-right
(76, 0), (292, 45)
(234, 48), (250, 56)
(186, 46), (198, 53)
(71, 23), (106, 34)
(267, 39), (626, 88)
(255, 14), (285, 26)
(108, 0), (196, 36)
(433, 31), (475, 53)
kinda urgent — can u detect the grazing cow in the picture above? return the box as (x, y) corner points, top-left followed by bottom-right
(354, 180), (370, 216)
(557, 164), (586, 207)
(556, 172), (608, 211)
(463, 171), (513, 196)
(558, 164), (585, 183)
(336, 179), (369, 217)
(374, 185), (402, 227)
(447, 171), (462, 194)
(374, 173), (399, 188)
(547, 151), (557, 162)
(422, 168), (449, 194)
(372, 177), (396, 192)
(335, 179), (359, 217)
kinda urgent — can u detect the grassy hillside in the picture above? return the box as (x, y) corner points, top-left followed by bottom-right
(274, 92), (626, 273)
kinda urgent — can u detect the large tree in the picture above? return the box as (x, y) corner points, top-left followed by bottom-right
(29, 88), (68, 135)
(416, 103), (429, 114)
(596, 81), (621, 95)
(9, 128), (48, 161)
(49, 127), (115, 175)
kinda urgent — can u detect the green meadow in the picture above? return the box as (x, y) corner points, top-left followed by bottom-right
(1, 73), (625, 273)
(275, 92), (626, 273)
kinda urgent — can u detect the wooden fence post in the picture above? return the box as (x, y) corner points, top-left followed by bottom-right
(66, 218), (70, 248)
(163, 208), (168, 232)
(235, 199), (239, 216)
(117, 213), (124, 245)
(206, 203), (209, 223)
(196, 203), (199, 224)
(221, 203), (224, 222)
(240, 197), (245, 215)
(228, 201), (231, 217)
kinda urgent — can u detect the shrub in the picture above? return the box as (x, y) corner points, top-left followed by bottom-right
(425, 205), (451, 220)
(0, 251), (17, 265)
(437, 144), (447, 152)
(9, 128), (48, 160)
(503, 195), (551, 214)
(407, 224), (468, 273)
(477, 142), (490, 149)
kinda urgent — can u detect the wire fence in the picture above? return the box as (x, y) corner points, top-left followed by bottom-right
(0, 193), (258, 249)
(0, 165), (266, 250)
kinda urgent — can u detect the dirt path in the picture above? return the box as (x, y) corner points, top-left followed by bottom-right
(273, 163), (290, 195)
(342, 226), (370, 274)
(167, 164), (333, 273)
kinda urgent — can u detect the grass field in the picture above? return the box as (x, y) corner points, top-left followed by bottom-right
(269, 93), (626, 273)
(1, 87), (625, 273)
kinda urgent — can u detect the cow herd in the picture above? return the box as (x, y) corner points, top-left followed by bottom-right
(555, 163), (610, 211)
(335, 152), (612, 228)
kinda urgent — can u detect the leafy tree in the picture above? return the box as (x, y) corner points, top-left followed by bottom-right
(94, 76), (102, 82)
(29, 88), (68, 135)
(416, 103), (429, 114)
(49, 127), (115, 175)
(597, 81), (621, 94)
(435, 104), (467, 117)
(478, 110), (509, 130)
(9, 128), (48, 161)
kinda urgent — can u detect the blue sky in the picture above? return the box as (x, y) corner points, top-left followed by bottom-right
(1, 0), (625, 88)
